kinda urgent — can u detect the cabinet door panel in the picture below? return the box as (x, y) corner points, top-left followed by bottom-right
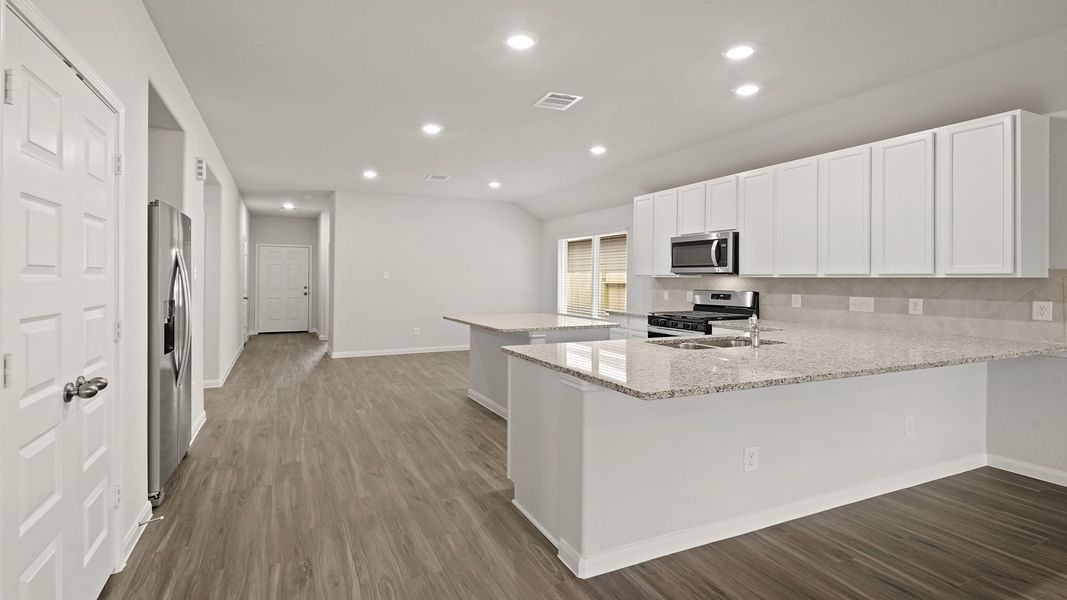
(738, 169), (774, 275)
(676, 183), (706, 235)
(872, 132), (935, 275)
(706, 176), (738, 231)
(819, 146), (871, 275)
(632, 195), (654, 276)
(652, 189), (678, 276)
(774, 158), (819, 275)
(937, 115), (1015, 274)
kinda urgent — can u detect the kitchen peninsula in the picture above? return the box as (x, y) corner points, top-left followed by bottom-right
(443, 313), (618, 418)
(503, 323), (1067, 579)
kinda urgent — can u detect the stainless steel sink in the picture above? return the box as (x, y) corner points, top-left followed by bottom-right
(651, 337), (782, 350)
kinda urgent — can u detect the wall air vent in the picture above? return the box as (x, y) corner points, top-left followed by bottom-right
(425, 174), (451, 182)
(533, 92), (584, 111)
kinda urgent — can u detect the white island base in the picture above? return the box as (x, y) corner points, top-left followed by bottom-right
(507, 357), (989, 579)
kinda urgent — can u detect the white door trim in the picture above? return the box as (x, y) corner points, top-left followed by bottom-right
(0, 0), (129, 577)
(254, 243), (312, 333)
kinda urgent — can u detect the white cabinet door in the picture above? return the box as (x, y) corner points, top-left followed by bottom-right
(937, 114), (1015, 275)
(818, 146), (871, 275)
(773, 158), (819, 275)
(706, 175), (738, 232)
(738, 168), (775, 275)
(676, 183), (706, 235)
(652, 189), (678, 276)
(872, 132), (935, 275)
(632, 195), (654, 276)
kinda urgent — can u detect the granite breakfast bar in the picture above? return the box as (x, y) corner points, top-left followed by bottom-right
(503, 322), (1067, 579)
(442, 313), (618, 418)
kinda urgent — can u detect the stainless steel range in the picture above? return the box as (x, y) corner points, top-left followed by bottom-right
(647, 290), (759, 337)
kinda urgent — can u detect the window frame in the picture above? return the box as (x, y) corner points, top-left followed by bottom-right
(557, 230), (628, 318)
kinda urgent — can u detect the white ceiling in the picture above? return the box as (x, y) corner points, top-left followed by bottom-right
(243, 192), (332, 217)
(144, 0), (1067, 214)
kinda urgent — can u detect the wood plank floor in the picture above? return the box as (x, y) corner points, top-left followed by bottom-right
(100, 333), (1067, 599)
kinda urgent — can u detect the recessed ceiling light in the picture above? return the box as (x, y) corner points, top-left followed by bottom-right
(421, 122), (443, 135)
(505, 32), (539, 50)
(733, 83), (761, 97)
(488, 180), (501, 189)
(362, 169), (378, 179)
(281, 202), (296, 211)
(589, 145), (607, 155)
(723, 45), (756, 60)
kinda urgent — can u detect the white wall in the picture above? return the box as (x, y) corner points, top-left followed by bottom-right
(249, 215), (319, 332)
(203, 183), (221, 382)
(1050, 117), (1067, 269)
(329, 191), (541, 356)
(317, 210), (332, 340)
(29, 0), (247, 562)
(988, 356), (1067, 484)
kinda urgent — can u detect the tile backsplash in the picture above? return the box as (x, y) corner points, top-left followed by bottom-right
(633, 270), (1067, 344)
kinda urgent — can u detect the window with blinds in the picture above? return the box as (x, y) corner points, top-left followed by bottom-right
(557, 232), (627, 318)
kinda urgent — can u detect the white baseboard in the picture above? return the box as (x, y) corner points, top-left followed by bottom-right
(328, 344), (469, 359)
(468, 388), (507, 419)
(190, 410), (207, 444)
(512, 499), (558, 547)
(563, 453), (987, 579)
(204, 342), (244, 389)
(114, 500), (153, 573)
(988, 454), (1067, 488)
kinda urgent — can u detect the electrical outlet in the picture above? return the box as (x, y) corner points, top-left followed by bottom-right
(905, 416), (916, 437)
(791, 294), (802, 308)
(743, 446), (759, 472)
(849, 296), (874, 313)
(908, 298), (923, 316)
(662, 290), (669, 300)
(412, 327), (420, 336)
(382, 270), (391, 280)
(1032, 301), (1053, 322)
(686, 290), (694, 302)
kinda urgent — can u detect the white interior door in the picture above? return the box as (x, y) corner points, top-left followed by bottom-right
(0, 10), (118, 600)
(257, 246), (310, 333)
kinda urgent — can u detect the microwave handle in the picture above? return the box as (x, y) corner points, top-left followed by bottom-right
(710, 239), (721, 267)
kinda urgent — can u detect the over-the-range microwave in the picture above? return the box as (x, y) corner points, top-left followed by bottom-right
(670, 230), (739, 275)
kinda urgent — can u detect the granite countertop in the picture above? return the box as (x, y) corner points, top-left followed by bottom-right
(443, 313), (619, 334)
(501, 321), (1067, 400)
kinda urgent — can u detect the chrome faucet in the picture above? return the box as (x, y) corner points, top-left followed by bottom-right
(748, 315), (760, 349)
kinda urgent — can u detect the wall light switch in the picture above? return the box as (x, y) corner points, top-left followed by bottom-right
(382, 270), (391, 280)
(905, 416), (916, 437)
(412, 327), (420, 336)
(1032, 301), (1053, 321)
(849, 296), (874, 313)
(686, 290), (694, 302)
(791, 294), (802, 308)
(908, 298), (923, 316)
(662, 290), (669, 300)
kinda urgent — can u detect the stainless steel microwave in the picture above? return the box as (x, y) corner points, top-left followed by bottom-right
(670, 230), (739, 274)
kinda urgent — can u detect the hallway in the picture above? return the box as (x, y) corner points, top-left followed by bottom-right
(99, 334), (1067, 599)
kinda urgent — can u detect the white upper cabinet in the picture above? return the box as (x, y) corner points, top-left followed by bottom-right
(676, 183), (706, 235)
(773, 158), (819, 275)
(632, 194), (654, 276)
(936, 114), (1015, 275)
(706, 175), (738, 232)
(819, 146), (871, 275)
(652, 189), (678, 276)
(872, 131), (935, 275)
(738, 168), (775, 275)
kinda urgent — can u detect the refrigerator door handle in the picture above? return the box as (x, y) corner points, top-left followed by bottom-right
(175, 249), (193, 384)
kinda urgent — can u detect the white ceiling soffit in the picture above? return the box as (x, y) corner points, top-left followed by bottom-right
(143, 0), (1067, 215)
(243, 192), (332, 217)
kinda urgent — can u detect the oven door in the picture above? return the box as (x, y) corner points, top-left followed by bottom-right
(671, 231), (737, 274)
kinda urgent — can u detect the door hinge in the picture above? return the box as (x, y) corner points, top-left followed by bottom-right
(114, 319), (123, 342)
(3, 69), (13, 105)
(115, 153), (124, 176)
(2, 354), (12, 388)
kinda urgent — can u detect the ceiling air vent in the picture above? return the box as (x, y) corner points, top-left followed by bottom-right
(533, 92), (584, 111)
(425, 174), (451, 182)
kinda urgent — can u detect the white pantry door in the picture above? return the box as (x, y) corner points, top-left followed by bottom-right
(0, 10), (118, 600)
(257, 246), (310, 333)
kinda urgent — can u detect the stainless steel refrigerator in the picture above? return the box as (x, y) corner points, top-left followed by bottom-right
(148, 200), (193, 506)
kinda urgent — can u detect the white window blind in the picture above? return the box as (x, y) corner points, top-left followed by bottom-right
(557, 232), (627, 317)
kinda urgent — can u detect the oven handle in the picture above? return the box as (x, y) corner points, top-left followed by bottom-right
(647, 325), (705, 337)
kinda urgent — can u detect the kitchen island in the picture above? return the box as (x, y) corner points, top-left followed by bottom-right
(443, 313), (618, 418)
(503, 322), (1067, 578)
